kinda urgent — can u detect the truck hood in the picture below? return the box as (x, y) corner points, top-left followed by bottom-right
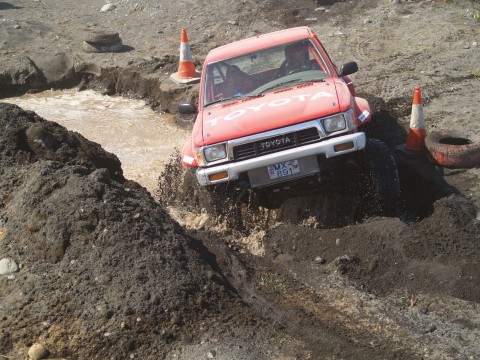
(200, 80), (343, 145)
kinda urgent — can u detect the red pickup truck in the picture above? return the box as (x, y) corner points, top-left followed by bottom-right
(179, 27), (400, 220)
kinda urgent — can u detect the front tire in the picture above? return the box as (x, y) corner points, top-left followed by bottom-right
(253, 189), (285, 210)
(181, 168), (243, 229)
(355, 138), (401, 219)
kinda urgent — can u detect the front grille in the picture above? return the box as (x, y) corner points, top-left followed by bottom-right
(232, 127), (320, 161)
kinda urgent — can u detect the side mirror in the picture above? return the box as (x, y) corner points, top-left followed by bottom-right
(339, 61), (358, 76)
(178, 103), (197, 114)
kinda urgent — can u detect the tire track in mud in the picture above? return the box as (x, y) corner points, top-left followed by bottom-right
(226, 254), (415, 359)
(196, 237), (398, 359)
(197, 232), (411, 358)
(240, 249), (480, 360)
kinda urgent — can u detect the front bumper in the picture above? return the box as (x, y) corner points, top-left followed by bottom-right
(196, 132), (366, 187)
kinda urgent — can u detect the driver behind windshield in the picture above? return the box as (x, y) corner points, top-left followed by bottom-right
(278, 42), (312, 77)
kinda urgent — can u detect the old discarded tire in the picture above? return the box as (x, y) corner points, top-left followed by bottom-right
(425, 130), (480, 169)
(83, 31), (120, 44)
(82, 40), (123, 53)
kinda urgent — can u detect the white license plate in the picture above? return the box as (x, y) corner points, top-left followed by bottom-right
(267, 160), (300, 179)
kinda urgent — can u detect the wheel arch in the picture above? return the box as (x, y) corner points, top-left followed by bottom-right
(353, 96), (372, 127)
(181, 139), (198, 167)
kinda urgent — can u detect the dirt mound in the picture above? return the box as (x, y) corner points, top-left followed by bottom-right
(262, 193), (480, 302)
(0, 103), (244, 358)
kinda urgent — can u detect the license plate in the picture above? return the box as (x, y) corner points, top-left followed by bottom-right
(267, 160), (300, 179)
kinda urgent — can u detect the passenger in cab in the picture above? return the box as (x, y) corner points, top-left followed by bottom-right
(224, 65), (256, 97)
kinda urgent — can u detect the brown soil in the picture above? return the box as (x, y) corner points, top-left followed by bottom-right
(1, 0), (480, 359)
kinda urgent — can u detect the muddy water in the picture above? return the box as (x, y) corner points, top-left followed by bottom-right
(3, 89), (190, 194)
(3, 89), (271, 253)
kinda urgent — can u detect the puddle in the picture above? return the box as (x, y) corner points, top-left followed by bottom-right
(3, 89), (190, 194)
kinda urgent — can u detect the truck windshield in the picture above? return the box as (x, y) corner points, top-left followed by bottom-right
(203, 40), (331, 106)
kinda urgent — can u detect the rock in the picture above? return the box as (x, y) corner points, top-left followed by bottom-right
(315, 256), (326, 264)
(333, 255), (360, 275)
(335, 238), (341, 246)
(0, 258), (19, 275)
(101, 4), (117, 12)
(75, 62), (102, 76)
(14, 24), (21, 29)
(427, 324), (437, 333)
(29, 52), (75, 84)
(207, 350), (217, 358)
(89, 168), (111, 184)
(28, 343), (49, 360)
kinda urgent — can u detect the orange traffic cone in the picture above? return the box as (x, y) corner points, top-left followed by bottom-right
(396, 85), (426, 154)
(170, 28), (200, 84)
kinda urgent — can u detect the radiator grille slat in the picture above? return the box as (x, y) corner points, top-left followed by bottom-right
(232, 127), (320, 161)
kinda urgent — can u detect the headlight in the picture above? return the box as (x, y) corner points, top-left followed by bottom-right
(203, 144), (227, 162)
(322, 114), (346, 133)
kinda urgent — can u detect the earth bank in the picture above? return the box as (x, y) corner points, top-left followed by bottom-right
(0, 103), (252, 358)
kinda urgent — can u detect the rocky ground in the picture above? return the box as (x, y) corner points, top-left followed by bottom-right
(1, 0), (480, 359)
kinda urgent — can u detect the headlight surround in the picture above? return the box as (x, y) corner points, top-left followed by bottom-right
(203, 143), (227, 163)
(194, 147), (206, 166)
(322, 114), (346, 133)
(343, 110), (355, 129)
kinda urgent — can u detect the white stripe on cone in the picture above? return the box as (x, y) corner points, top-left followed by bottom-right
(180, 42), (193, 62)
(409, 104), (425, 130)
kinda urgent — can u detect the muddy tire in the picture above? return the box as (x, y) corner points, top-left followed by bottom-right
(182, 168), (243, 229)
(181, 167), (212, 212)
(356, 138), (401, 219)
(253, 189), (285, 210)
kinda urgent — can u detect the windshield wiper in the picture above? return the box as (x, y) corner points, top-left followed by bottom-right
(205, 93), (264, 107)
(306, 78), (326, 83)
(253, 78), (325, 96)
(230, 93), (264, 100)
(204, 98), (228, 107)
(254, 79), (302, 95)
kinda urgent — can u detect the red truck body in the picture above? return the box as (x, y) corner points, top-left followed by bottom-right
(180, 26), (374, 199)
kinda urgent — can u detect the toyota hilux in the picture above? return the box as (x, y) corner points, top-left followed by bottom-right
(178, 26), (400, 220)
